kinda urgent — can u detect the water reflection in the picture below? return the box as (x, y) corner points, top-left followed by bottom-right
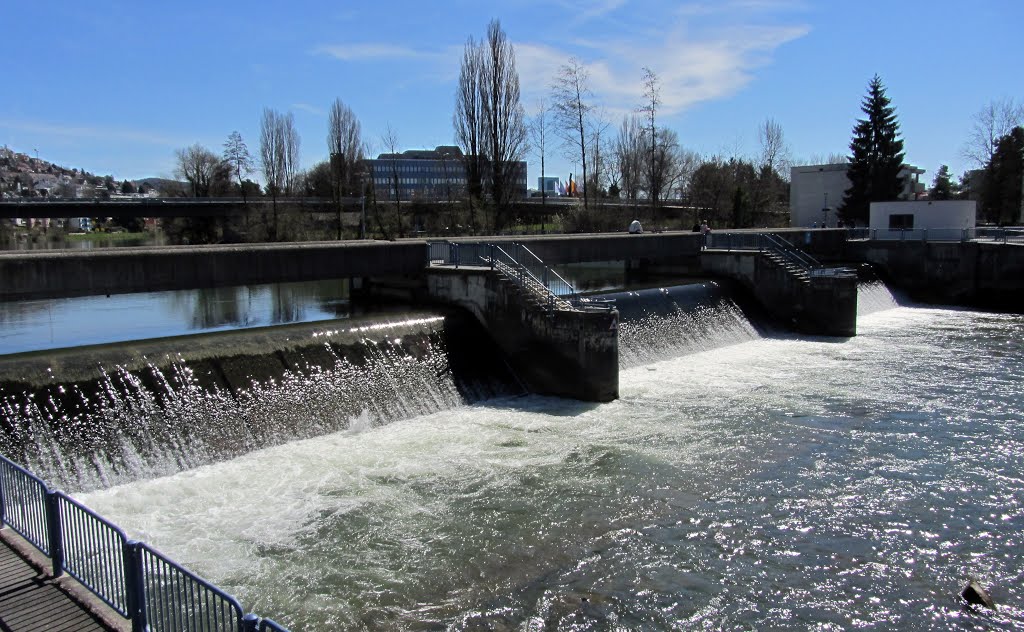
(0, 279), (351, 355)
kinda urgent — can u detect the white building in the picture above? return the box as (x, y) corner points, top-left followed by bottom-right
(869, 200), (976, 231)
(790, 163), (926, 228)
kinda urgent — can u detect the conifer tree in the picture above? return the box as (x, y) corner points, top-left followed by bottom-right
(840, 75), (905, 224)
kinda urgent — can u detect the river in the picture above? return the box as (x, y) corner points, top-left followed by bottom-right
(72, 285), (1024, 630)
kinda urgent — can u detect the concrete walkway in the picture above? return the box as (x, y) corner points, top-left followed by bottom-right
(0, 535), (117, 632)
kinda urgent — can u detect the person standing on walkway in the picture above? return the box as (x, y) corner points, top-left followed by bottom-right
(700, 220), (711, 249)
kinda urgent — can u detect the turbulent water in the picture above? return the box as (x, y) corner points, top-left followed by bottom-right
(68, 283), (1024, 630)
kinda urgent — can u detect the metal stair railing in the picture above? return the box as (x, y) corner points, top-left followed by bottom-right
(487, 243), (575, 311)
(426, 241), (615, 312)
(705, 232), (854, 280)
(759, 233), (821, 274)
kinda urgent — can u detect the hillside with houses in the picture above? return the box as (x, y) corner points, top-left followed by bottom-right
(0, 146), (168, 200)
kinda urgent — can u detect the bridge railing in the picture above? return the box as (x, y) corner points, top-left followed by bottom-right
(0, 453), (290, 632)
(847, 227), (1024, 244)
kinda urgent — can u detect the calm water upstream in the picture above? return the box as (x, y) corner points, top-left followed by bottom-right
(77, 288), (1024, 630)
(0, 279), (351, 354)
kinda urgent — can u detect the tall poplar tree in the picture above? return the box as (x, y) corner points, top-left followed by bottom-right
(840, 75), (905, 225)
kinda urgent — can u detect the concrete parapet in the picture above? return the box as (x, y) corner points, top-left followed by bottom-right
(426, 267), (619, 402)
(852, 240), (1024, 310)
(0, 241), (426, 301)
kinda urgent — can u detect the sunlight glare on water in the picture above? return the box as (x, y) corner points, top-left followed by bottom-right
(79, 294), (1024, 630)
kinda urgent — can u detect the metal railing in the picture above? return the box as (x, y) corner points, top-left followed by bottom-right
(0, 453), (290, 632)
(136, 543), (246, 632)
(706, 231), (855, 280)
(427, 240), (615, 312)
(846, 226), (1024, 244)
(0, 455), (51, 557)
(57, 494), (130, 616)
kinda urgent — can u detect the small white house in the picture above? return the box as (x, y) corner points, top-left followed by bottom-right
(869, 200), (976, 231)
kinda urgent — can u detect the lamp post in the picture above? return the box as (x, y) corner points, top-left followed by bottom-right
(359, 167), (369, 240)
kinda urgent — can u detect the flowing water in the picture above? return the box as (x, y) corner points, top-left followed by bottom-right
(53, 283), (1024, 629)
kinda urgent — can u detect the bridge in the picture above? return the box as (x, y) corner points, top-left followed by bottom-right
(0, 197), (337, 219)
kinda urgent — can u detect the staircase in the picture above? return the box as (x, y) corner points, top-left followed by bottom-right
(427, 240), (611, 313)
(701, 231), (858, 336)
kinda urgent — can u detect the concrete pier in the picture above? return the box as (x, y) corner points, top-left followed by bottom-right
(426, 266), (619, 402)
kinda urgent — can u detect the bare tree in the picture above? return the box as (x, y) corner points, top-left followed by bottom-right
(327, 98), (364, 239)
(962, 98), (1024, 169)
(754, 118), (789, 215)
(222, 131), (254, 203)
(551, 57), (593, 211)
(587, 110), (611, 207)
(174, 143), (220, 197)
(259, 108), (288, 240)
(529, 100), (550, 206)
(638, 67), (662, 210)
(283, 112), (301, 196)
(614, 114), (644, 205)
(758, 118), (787, 175)
(380, 124), (402, 239)
(480, 19), (527, 230)
(454, 35), (485, 229)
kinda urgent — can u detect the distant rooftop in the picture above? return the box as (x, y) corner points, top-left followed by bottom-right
(376, 145), (464, 161)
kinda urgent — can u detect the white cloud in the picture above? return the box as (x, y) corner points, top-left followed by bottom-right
(291, 103), (325, 116)
(314, 43), (425, 61)
(515, 18), (809, 120)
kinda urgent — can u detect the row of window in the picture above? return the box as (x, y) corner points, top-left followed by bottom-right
(373, 177), (468, 186)
(376, 164), (458, 174)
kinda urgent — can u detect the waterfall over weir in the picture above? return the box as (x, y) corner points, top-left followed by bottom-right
(1, 281), (898, 496)
(0, 311), (520, 492)
(608, 282), (763, 368)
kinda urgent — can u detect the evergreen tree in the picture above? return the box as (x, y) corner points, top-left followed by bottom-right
(982, 126), (1024, 225)
(840, 75), (905, 224)
(929, 165), (955, 200)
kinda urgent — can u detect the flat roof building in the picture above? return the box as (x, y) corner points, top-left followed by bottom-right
(368, 146), (527, 201)
(790, 162), (926, 227)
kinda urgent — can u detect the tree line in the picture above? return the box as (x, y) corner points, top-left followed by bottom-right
(166, 22), (1023, 244)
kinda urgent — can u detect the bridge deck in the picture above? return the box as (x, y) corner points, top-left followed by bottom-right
(0, 535), (118, 632)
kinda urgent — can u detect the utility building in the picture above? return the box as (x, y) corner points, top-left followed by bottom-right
(790, 162), (925, 227)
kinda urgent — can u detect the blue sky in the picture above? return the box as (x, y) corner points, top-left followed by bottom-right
(2, 0), (1020, 187)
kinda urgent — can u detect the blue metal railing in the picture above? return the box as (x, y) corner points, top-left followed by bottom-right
(57, 493), (130, 617)
(136, 543), (245, 632)
(706, 231), (855, 280)
(0, 455), (51, 557)
(0, 453), (290, 632)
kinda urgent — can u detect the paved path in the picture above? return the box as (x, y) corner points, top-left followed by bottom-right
(0, 536), (117, 632)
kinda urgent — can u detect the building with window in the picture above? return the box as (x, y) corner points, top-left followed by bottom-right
(538, 176), (561, 196)
(790, 162), (926, 227)
(368, 146), (527, 201)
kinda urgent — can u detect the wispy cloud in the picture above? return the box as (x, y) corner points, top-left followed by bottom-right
(314, 43), (426, 61)
(0, 118), (181, 146)
(291, 103), (325, 116)
(516, 16), (810, 120)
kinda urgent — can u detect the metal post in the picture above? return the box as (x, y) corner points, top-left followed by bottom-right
(360, 195), (366, 240)
(0, 466), (6, 527)
(242, 613), (261, 631)
(124, 541), (148, 632)
(45, 491), (64, 577)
